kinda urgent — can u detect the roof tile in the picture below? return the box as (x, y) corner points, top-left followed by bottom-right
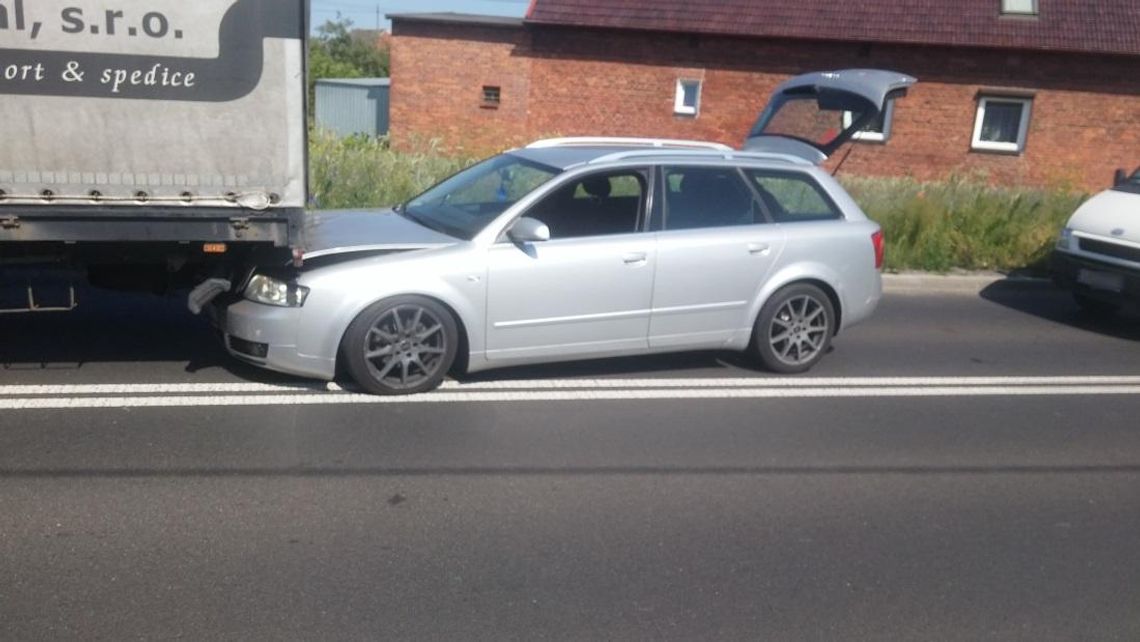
(526, 0), (1140, 57)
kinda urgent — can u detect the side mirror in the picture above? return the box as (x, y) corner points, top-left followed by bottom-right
(1114, 168), (1127, 187)
(508, 217), (550, 243)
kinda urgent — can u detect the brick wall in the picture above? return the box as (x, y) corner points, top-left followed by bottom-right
(391, 20), (1140, 191)
(389, 21), (533, 154)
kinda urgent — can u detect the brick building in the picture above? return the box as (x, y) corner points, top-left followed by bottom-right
(389, 0), (1140, 191)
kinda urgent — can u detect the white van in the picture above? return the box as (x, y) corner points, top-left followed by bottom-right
(1053, 168), (1140, 315)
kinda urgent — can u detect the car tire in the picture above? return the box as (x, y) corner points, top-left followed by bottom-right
(342, 295), (459, 395)
(1073, 292), (1120, 319)
(752, 283), (835, 374)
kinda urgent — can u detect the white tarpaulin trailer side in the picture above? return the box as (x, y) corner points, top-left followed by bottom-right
(0, 0), (307, 211)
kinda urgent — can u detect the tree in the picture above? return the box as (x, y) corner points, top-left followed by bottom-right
(308, 17), (390, 101)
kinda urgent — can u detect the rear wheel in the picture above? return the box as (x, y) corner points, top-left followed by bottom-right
(752, 283), (835, 374)
(342, 295), (458, 395)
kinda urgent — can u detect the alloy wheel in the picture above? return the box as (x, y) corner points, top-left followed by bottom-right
(767, 294), (829, 367)
(362, 304), (449, 391)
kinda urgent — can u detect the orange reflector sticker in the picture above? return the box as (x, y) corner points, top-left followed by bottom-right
(203, 243), (228, 254)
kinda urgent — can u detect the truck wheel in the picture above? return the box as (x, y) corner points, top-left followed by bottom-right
(342, 295), (458, 395)
(1073, 293), (1120, 319)
(752, 283), (835, 374)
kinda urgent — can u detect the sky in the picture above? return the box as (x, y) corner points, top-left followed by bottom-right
(310, 0), (530, 32)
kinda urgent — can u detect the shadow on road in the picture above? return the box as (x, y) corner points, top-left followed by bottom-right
(0, 286), (301, 382)
(0, 284), (767, 383)
(979, 280), (1140, 341)
(457, 350), (765, 383)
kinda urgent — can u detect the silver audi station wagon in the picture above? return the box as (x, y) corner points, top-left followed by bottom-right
(218, 69), (915, 394)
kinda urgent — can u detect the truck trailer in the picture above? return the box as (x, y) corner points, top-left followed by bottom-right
(0, 0), (308, 312)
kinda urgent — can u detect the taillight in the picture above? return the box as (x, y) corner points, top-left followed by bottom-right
(871, 230), (884, 270)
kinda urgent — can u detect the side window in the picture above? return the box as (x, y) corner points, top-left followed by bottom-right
(745, 171), (842, 223)
(525, 170), (647, 239)
(663, 166), (757, 230)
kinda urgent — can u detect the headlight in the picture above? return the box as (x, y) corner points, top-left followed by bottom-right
(244, 274), (310, 307)
(1056, 227), (1073, 251)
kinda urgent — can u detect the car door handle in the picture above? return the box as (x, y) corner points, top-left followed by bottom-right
(622, 252), (648, 265)
(747, 242), (771, 255)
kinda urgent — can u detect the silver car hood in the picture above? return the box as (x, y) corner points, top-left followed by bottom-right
(302, 209), (458, 260)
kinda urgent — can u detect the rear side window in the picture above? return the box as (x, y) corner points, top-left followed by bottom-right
(663, 166), (757, 230)
(746, 170), (842, 223)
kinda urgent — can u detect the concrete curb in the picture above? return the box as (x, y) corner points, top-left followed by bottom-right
(883, 271), (1052, 295)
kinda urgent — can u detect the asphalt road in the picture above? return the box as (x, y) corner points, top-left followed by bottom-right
(1, 278), (1139, 641)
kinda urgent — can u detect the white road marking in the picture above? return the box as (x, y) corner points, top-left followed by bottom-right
(0, 382), (340, 396)
(443, 376), (1140, 390)
(4, 375), (1140, 397)
(1, 384), (1139, 410)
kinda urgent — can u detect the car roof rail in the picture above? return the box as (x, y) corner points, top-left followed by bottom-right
(526, 137), (734, 151)
(728, 151), (816, 166)
(580, 148), (814, 167)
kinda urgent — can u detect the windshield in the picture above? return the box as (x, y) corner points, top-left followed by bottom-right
(404, 154), (560, 240)
(1113, 169), (1140, 195)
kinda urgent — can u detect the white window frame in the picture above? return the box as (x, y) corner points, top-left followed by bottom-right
(842, 100), (894, 143)
(971, 96), (1032, 153)
(1000, 0), (1038, 15)
(674, 79), (701, 116)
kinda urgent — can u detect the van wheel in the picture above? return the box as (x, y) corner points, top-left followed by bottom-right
(342, 295), (458, 395)
(752, 283), (835, 374)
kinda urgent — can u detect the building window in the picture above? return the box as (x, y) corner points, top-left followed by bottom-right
(971, 96), (1032, 153)
(674, 79), (701, 116)
(481, 85), (501, 108)
(1000, 0), (1038, 15)
(842, 100), (895, 143)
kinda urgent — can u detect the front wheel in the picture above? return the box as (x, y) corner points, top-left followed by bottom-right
(752, 283), (836, 374)
(342, 295), (459, 395)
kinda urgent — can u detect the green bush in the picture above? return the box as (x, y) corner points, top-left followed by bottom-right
(842, 175), (1087, 273)
(308, 130), (471, 210)
(307, 134), (1087, 272)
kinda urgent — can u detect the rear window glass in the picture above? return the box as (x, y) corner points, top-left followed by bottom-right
(751, 90), (873, 150)
(746, 171), (842, 223)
